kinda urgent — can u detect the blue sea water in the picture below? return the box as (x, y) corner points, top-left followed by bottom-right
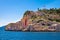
(0, 26), (60, 40)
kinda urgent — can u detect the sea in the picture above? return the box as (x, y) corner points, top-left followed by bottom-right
(0, 26), (60, 40)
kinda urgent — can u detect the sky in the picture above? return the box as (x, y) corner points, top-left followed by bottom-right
(0, 0), (60, 27)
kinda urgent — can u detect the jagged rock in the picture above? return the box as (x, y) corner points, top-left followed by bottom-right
(5, 10), (60, 32)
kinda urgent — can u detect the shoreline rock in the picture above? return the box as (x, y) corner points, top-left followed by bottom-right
(5, 10), (60, 32)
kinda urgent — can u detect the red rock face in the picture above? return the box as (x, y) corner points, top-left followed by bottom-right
(25, 18), (27, 27)
(21, 15), (28, 28)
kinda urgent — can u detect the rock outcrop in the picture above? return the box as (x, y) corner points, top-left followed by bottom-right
(5, 10), (60, 32)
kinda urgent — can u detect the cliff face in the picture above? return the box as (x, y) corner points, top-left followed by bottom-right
(5, 10), (60, 32)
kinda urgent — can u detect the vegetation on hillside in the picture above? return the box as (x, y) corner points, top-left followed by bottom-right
(24, 8), (60, 22)
(5, 8), (60, 32)
(38, 8), (60, 14)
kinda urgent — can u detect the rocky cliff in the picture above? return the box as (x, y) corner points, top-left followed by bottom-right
(5, 9), (60, 32)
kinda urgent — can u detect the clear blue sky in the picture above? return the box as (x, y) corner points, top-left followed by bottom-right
(0, 0), (60, 27)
